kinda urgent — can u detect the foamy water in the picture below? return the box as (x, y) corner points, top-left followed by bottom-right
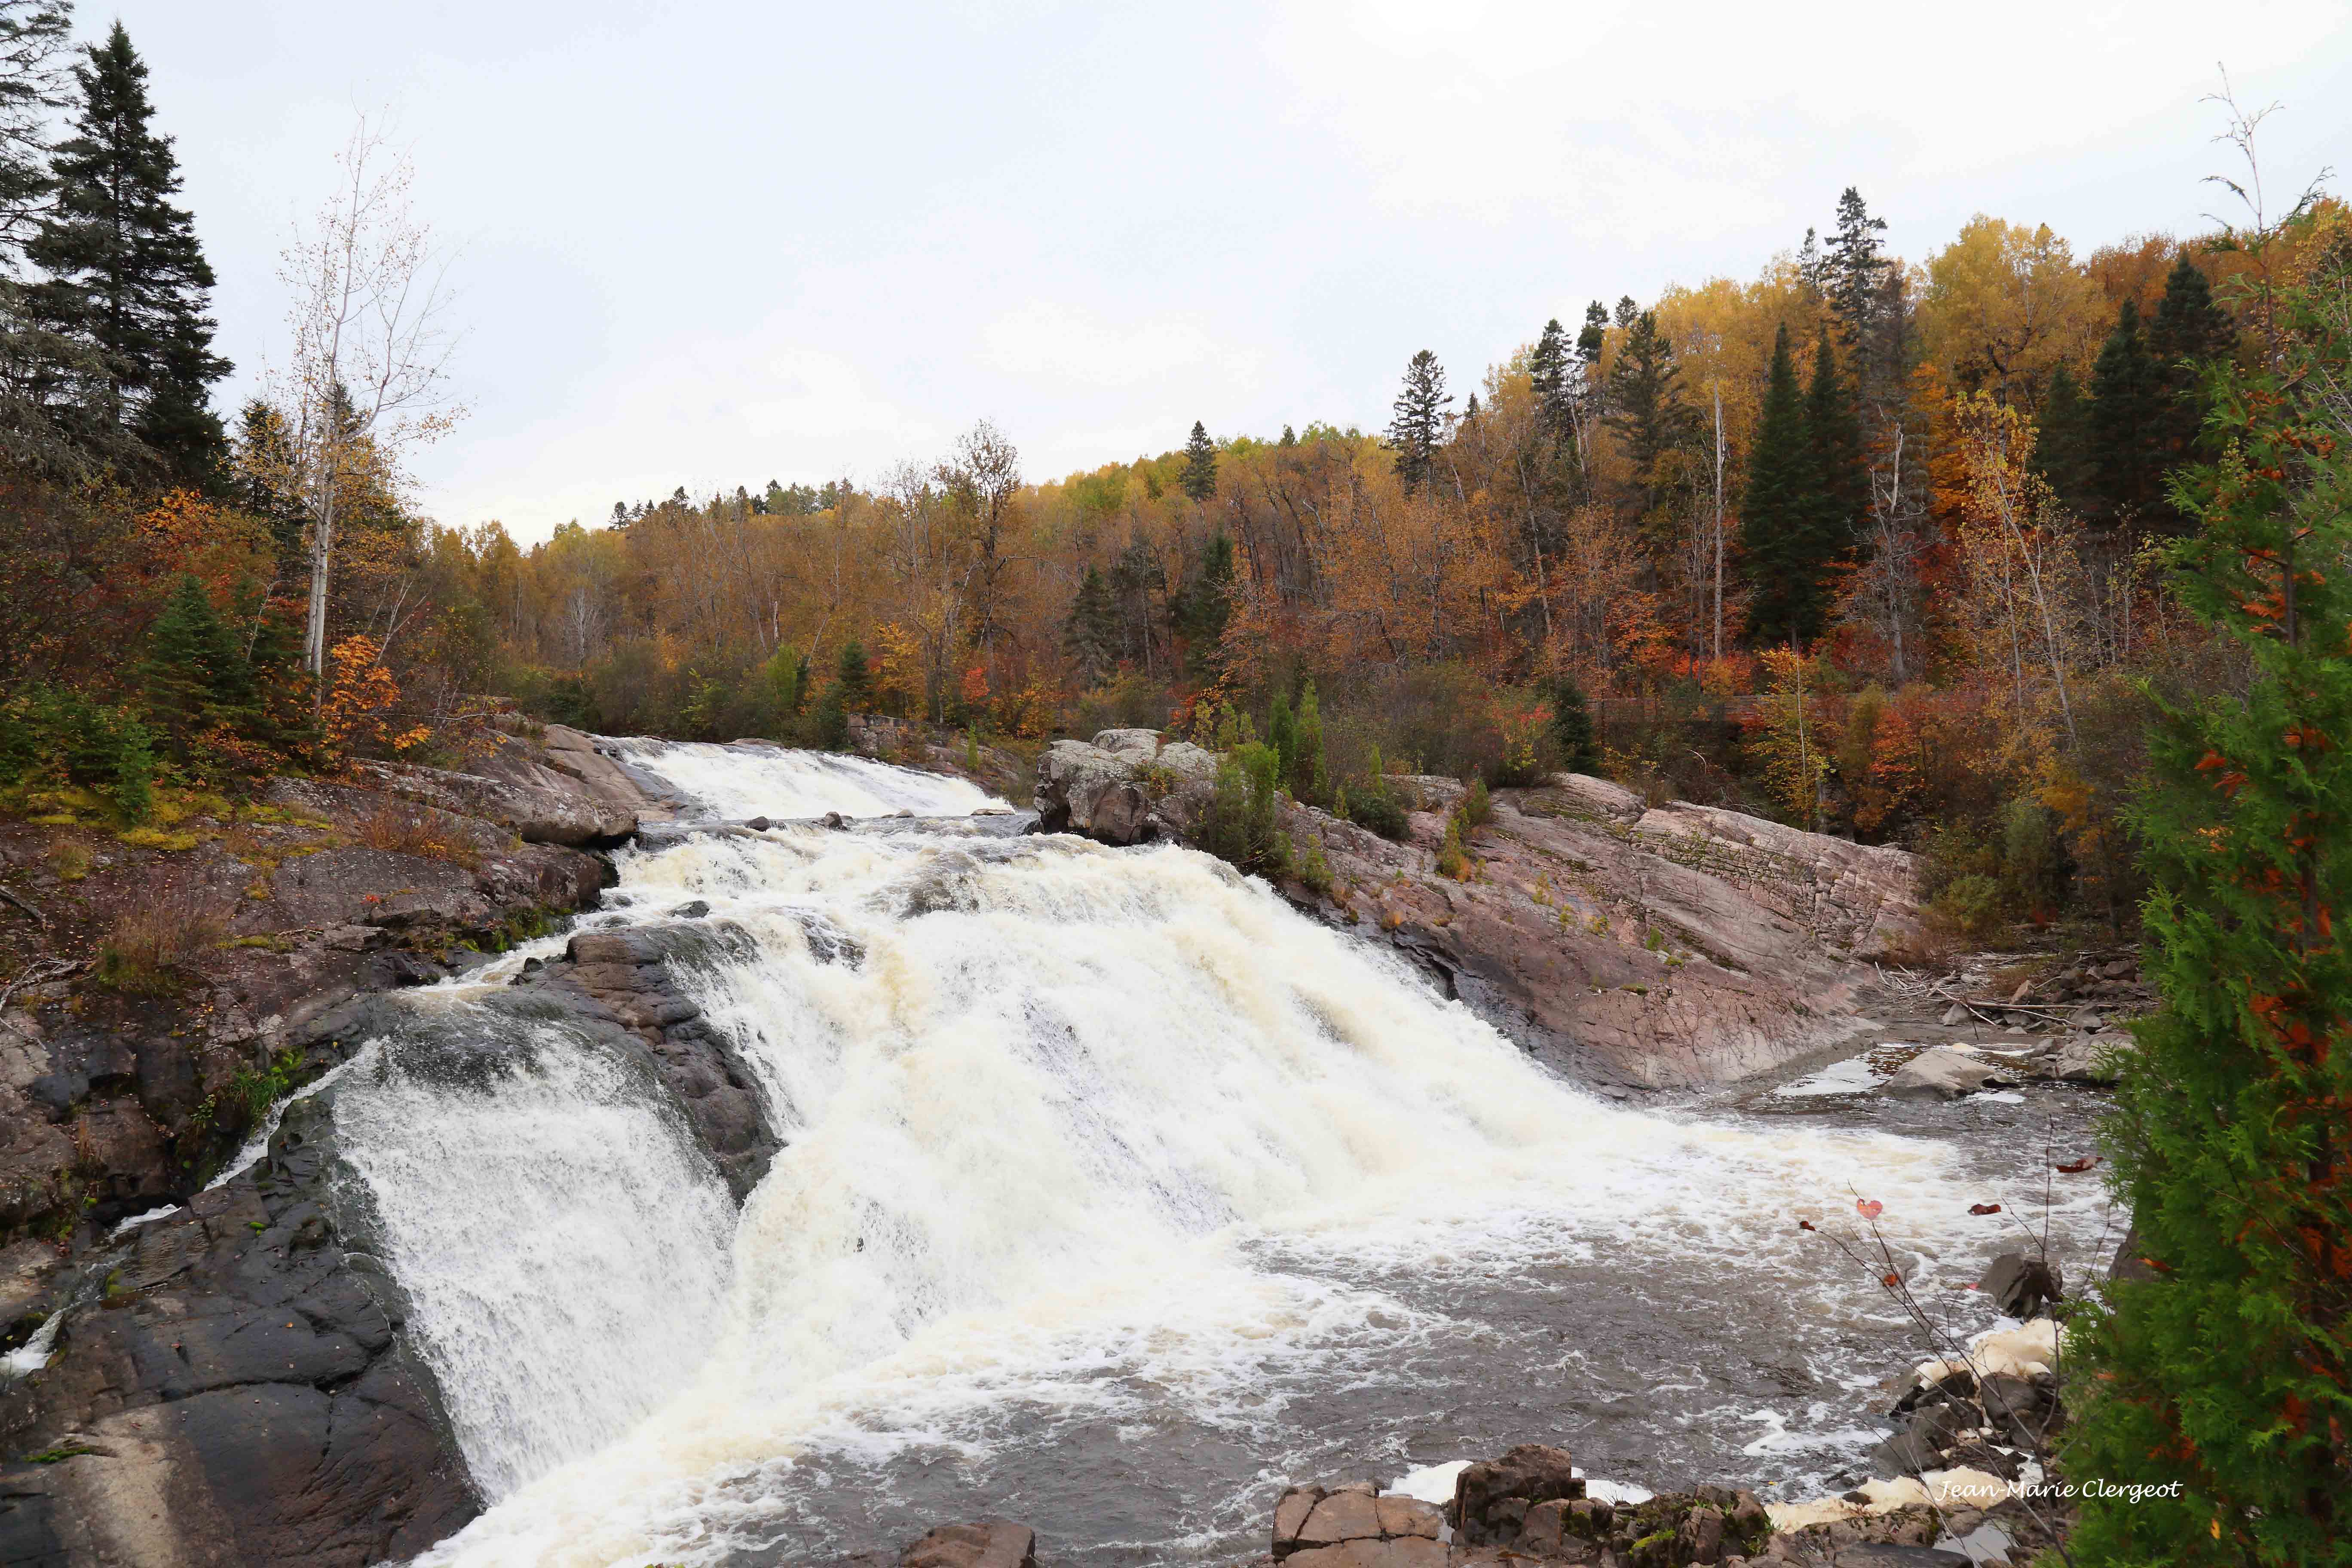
(306, 742), (2111, 1566)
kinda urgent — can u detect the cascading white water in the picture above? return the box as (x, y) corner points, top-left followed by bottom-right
(314, 743), (2109, 1566)
(612, 738), (1000, 820)
(331, 1023), (740, 1501)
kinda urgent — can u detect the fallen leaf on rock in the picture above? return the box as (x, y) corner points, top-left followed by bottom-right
(1969, 1203), (2003, 1215)
(2055, 1157), (2099, 1173)
(1856, 1199), (1884, 1219)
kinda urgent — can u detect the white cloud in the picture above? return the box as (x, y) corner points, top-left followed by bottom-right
(980, 302), (1263, 387)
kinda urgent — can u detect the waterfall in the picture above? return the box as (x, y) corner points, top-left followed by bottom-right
(313, 744), (2107, 1567)
(610, 738), (1001, 820)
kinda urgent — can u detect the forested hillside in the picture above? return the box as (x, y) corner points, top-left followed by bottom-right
(449, 184), (2343, 940)
(0, 0), (2338, 948)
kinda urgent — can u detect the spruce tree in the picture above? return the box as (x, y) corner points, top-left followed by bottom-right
(1176, 532), (1235, 678)
(1267, 689), (1295, 788)
(1605, 309), (1695, 541)
(141, 572), (249, 747)
(1529, 318), (1572, 439)
(1741, 324), (1825, 646)
(0, 1), (69, 256)
(2032, 363), (2095, 517)
(1180, 420), (1218, 502)
(1551, 678), (1601, 774)
(2147, 251), (2239, 528)
(1062, 565), (1119, 686)
(1387, 349), (1452, 494)
(1823, 187), (1891, 387)
(836, 639), (870, 707)
(2067, 234), (2352, 1565)
(2089, 297), (2165, 527)
(1289, 680), (1328, 805)
(28, 22), (229, 484)
(1803, 334), (1865, 557)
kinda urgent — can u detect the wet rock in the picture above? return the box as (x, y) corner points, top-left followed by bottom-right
(1271, 1481), (1444, 1568)
(672, 900), (711, 919)
(541, 922), (779, 1199)
(1450, 1443), (1584, 1547)
(1881, 1048), (2009, 1100)
(1831, 1547), (1969, 1567)
(0, 1110), (476, 1567)
(1939, 1003), (1969, 1026)
(897, 1518), (1038, 1568)
(2040, 1033), (2131, 1085)
(1034, 738), (1150, 842)
(1978, 1253), (2064, 1319)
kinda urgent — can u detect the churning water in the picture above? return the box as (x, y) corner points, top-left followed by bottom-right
(312, 745), (2113, 1567)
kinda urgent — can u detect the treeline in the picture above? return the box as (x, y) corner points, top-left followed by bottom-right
(450, 186), (2344, 937)
(0, 4), (480, 823)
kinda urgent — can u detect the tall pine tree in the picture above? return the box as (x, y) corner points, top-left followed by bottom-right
(2089, 296), (2164, 527)
(1062, 565), (1120, 686)
(1180, 419), (1218, 502)
(1605, 309), (1694, 545)
(2146, 250), (2239, 529)
(1741, 324), (1833, 646)
(1528, 317), (1572, 439)
(2031, 363), (2095, 517)
(1387, 349), (1452, 495)
(1803, 334), (1865, 558)
(28, 22), (229, 485)
(1823, 187), (1892, 394)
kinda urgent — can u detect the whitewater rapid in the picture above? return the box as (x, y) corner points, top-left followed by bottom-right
(309, 744), (2109, 1567)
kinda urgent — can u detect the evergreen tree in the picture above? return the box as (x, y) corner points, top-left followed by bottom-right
(1803, 334), (1865, 556)
(1180, 420), (1218, 502)
(2089, 296), (2165, 527)
(1823, 187), (1890, 383)
(2031, 363), (2095, 517)
(140, 573), (248, 745)
(1605, 310), (1695, 540)
(1387, 349), (1452, 494)
(2067, 236), (2352, 1565)
(27, 22), (229, 484)
(2147, 251), (2239, 527)
(1061, 564), (1120, 686)
(1267, 689), (1295, 788)
(234, 399), (303, 556)
(1551, 677), (1601, 774)
(0, 1), (69, 257)
(1289, 680), (1328, 805)
(1529, 317), (1572, 438)
(836, 639), (870, 707)
(1175, 532), (1235, 678)
(1279, 423), (1296, 447)
(1741, 324), (1831, 646)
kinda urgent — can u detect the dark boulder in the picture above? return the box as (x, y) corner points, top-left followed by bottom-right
(1978, 1252), (2064, 1319)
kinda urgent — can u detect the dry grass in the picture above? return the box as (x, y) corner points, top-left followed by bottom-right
(352, 798), (483, 871)
(100, 888), (229, 994)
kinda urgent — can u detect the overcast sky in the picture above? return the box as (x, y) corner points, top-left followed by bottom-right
(104, 0), (2352, 541)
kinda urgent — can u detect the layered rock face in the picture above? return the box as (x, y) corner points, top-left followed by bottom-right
(0, 1102), (478, 1567)
(0, 724), (686, 1566)
(1033, 735), (1923, 1088)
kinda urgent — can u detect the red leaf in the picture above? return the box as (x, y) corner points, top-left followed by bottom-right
(1798, 1220), (1816, 1231)
(1881, 1271), (1901, 1289)
(1969, 1203), (2003, 1216)
(1856, 1199), (1884, 1219)
(2055, 1157), (2099, 1174)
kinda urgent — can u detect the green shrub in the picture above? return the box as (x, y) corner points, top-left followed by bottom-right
(1929, 872), (2003, 942)
(1195, 740), (1289, 875)
(1461, 775), (1492, 828)
(1341, 745), (1409, 841)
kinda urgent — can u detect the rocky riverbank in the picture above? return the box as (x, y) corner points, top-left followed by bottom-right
(0, 722), (706, 1565)
(1032, 728), (1925, 1088)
